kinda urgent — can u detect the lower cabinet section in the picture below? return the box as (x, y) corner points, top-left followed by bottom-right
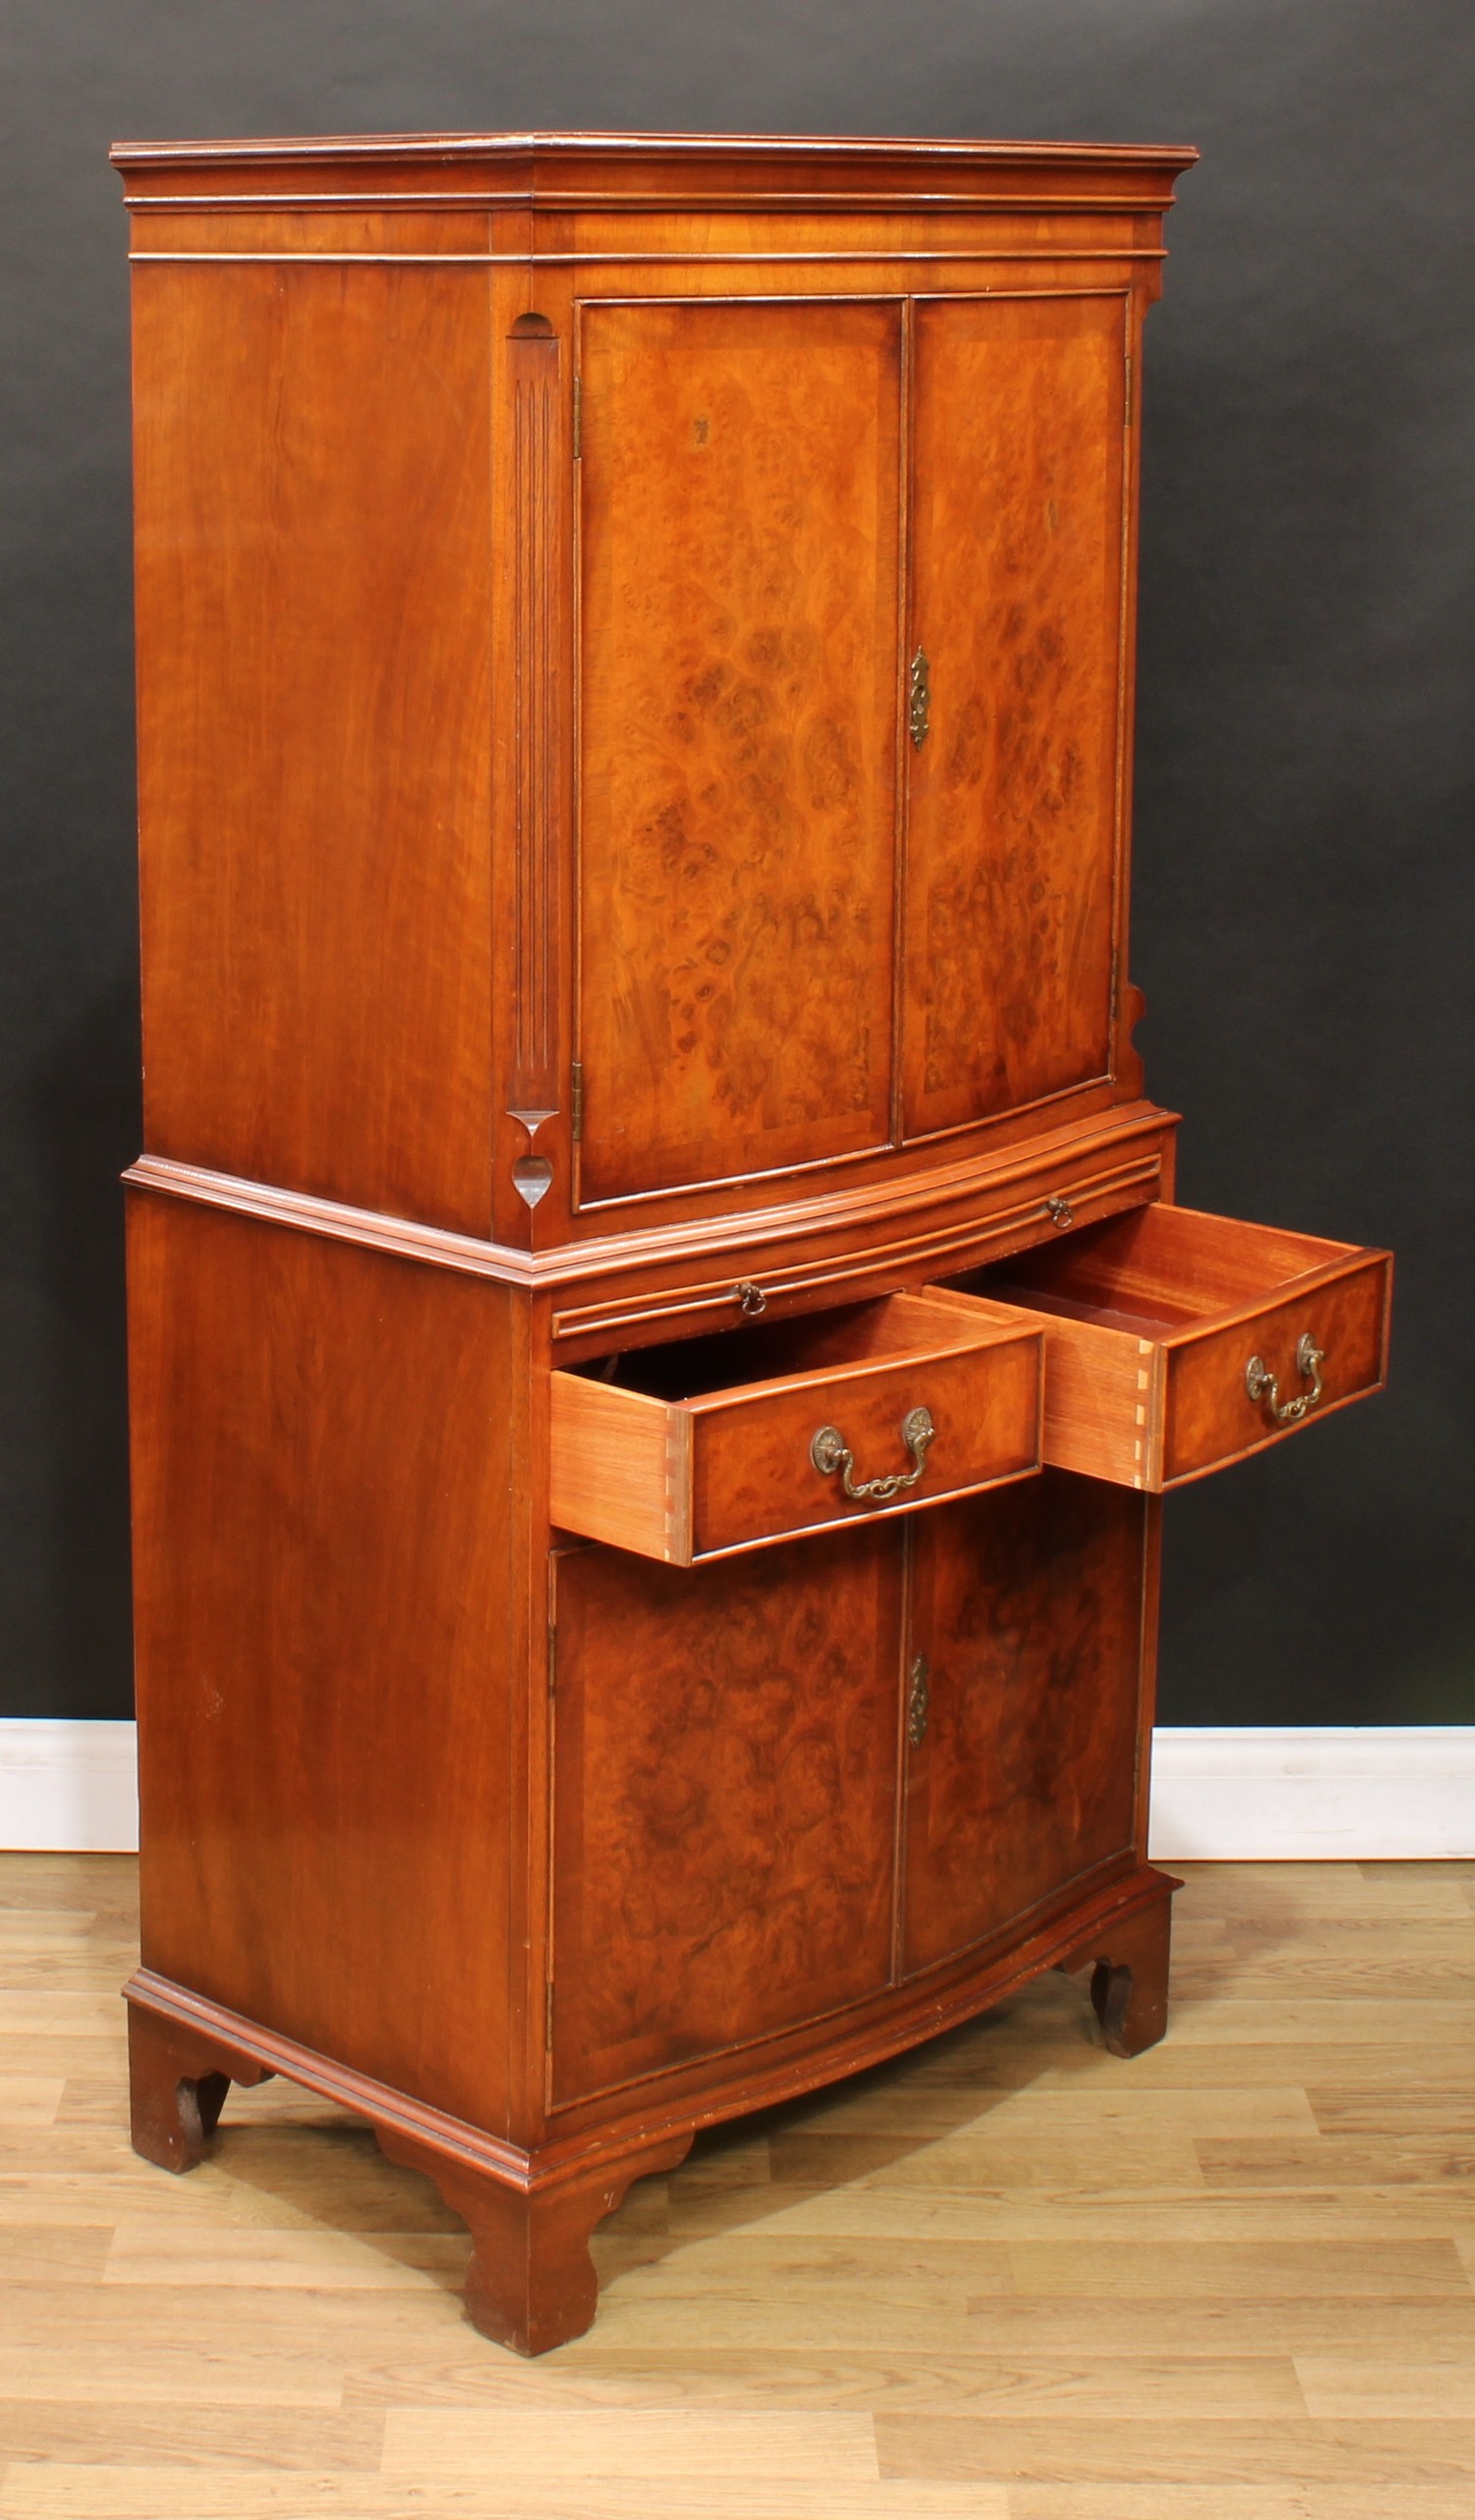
(549, 1472), (1150, 2107)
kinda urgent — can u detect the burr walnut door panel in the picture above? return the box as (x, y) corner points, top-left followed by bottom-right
(902, 1474), (1146, 1977)
(550, 1526), (904, 2104)
(576, 297), (903, 1204)
(903, 294), (1131, 1142)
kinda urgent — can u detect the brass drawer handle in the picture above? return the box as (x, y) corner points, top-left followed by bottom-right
(1245, 1331), (1325, 1426)
(733, 1280), (768, 1318)
(810, 1404), (935, 1503)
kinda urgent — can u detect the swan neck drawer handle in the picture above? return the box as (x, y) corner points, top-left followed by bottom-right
(1245, 1331), (1326, 1426)
(810, 1405), (935, 1503)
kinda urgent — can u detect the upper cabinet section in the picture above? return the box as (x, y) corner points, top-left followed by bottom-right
(114, 132), (1194, 1251)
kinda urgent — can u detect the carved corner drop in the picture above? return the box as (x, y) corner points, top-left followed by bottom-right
(506, 309), (563, 1204)
(1116, 978), (1150, 1102)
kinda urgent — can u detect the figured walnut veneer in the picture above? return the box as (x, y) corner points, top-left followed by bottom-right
(115, 128), (1387, 2356)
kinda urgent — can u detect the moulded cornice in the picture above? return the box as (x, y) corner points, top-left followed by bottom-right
(110, 127), (1198, 216)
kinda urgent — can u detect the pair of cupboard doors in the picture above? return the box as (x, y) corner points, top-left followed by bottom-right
(576, 286), (1135, 1206)
(551, 1471), (1148, 2107)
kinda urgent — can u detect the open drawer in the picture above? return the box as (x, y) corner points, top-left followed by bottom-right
(940, 1202), (1391, 1493)
(550, 1291), (1042, 1563)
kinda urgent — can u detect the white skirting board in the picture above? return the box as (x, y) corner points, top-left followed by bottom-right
(0, 1720), (1473, 1860)
(0, 1722), (141, 1853)
(1148, 1726), (1475, 1861)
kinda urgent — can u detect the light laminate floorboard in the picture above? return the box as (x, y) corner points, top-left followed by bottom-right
(0, 1854), (1472, 2516)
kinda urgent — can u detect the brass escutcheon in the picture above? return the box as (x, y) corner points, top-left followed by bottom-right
(1245, 1330), (1326, 1426)
(907, 1654), (930, 1749)
(909, 648), (930, 748)
(810, 1404), (935, 1503)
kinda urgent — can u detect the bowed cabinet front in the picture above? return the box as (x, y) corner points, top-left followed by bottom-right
(115, 130), (1389, 2359)
(575, 286), (1130, 1202)
(549, 1472), (1149, 2109)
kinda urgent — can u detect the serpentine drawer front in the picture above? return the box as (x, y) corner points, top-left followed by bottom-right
(550, 1291), (1042, 1563)
(942, 1201), (1391, 1492)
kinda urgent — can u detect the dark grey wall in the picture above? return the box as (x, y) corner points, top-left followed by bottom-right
(1, 1), (1470, 1722)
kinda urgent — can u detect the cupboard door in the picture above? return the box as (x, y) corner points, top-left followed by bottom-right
(577, 299), (902, 1203)
(902, 1475), (1144, 1976)
(903, 294), (1130, 1140)
(551, 1526), (902, 2104)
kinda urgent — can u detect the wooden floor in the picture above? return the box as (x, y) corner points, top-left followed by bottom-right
(3, 1857), (1474, 2517)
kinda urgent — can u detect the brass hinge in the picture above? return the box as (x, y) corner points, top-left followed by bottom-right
(545, 1980), (555, 2050)
(548, 1618), (558, 1697)
(572, 376), (582, 459)
(1109, 947), (1120, 1033)
(570, 1059), (584, 1143)
(1124, 352), (1134, 425)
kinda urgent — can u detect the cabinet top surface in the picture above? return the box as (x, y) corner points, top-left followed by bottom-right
(110, 127), (1197, 205)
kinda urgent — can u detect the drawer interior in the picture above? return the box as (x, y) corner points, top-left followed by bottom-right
(567, 1288), (1023, 1404)
(942, 1200), (1390, 1492)
(956, 1201), (1364, 1333)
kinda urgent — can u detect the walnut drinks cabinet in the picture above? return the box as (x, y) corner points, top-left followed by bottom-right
(113, 131), (1392, 2355)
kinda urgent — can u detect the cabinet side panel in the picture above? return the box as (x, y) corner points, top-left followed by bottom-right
(133, 262), (494, 1232)
(576, 297), (902, 1201)
(550, 1527), (902, 2103)
(128, 1197), (520, 2134)
(903, 1473), (1144, 1974)
(904, 294), (1128, 1138)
